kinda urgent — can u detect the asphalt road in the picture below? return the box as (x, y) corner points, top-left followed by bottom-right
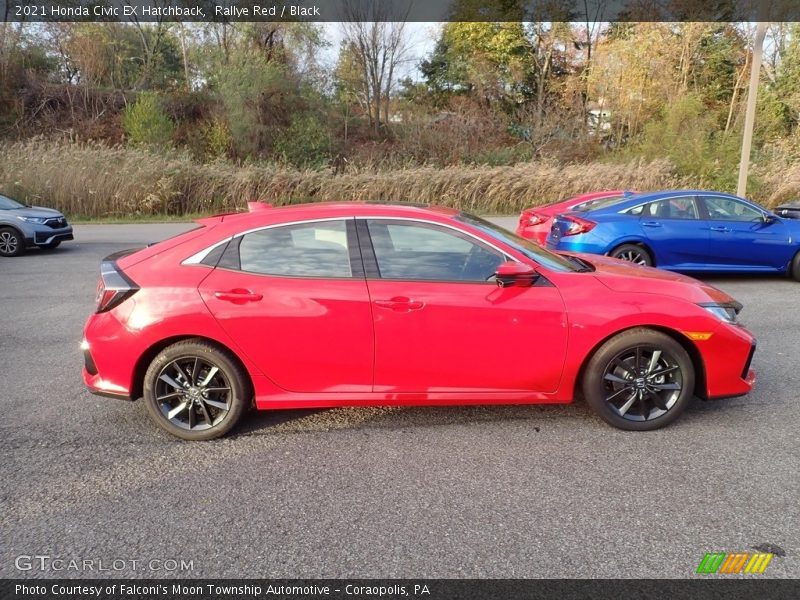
(1, 220), (798, 579)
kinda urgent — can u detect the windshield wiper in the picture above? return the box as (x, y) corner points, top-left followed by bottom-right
(566, 255), (594, 272)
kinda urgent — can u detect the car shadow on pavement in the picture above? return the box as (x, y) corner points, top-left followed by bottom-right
(228, 401), (597, 439)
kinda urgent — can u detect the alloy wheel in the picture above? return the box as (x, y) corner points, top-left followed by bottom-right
(155, 356), (232, 431)
(0, 231), (19, 255)
(601, 346), (683, 422)
(615, 249), (648, 265)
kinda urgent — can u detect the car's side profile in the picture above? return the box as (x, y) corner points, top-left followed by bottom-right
(0, 193), (74, 257)
(546, 190), (800, 280)
(516, 190), (635, 245)
(82, 203), (756, 440)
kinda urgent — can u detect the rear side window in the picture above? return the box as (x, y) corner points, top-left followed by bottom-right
(642, 197), (699, 219)
(236, 220), (352, 278)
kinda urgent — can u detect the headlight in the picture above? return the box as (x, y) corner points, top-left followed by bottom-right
(17, 216), (47, 224)
(699, 302), (741, 324)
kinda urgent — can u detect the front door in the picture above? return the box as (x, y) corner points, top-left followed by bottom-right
(360, 219), (568, 393)
(699, 195), (794, 269)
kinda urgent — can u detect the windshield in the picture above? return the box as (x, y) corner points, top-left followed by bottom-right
(456, 212), (582, 272)
(0, 195), (25, 210)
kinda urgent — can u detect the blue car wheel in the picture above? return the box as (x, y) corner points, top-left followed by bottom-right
(610, 243), (653, 267)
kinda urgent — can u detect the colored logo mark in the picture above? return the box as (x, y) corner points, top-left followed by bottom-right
(697, 552), (773, 574)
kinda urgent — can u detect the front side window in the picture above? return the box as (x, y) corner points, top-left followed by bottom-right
(643, 197), (699, 220)
(702, 196), (763, 222)
(237, 220), (352, 278)
(367, 220), (503, 281)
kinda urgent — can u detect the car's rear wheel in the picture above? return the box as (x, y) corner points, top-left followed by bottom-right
(609, 243), (653, 266)
(790, 251), (800, 282)
(0, 227), (24, 257)
(143, 340), (251, 440)
(582, 328), (695, 431)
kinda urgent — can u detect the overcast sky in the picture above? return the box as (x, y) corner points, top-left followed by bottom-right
(319, 22), (441, 81)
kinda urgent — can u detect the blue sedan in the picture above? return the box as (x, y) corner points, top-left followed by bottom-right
(545, 190), (800, 280)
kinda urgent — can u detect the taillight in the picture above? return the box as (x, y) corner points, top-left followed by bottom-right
(96, 260), (139, 313)
(520, 212), (548, 227)
(563, 215), (596, 236)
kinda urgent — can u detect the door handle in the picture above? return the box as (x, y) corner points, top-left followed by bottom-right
(374, 297), (425, 312)
(641, 221), (662, 228)
(214, 289), (263, 303)
(710, 226), (731, 233)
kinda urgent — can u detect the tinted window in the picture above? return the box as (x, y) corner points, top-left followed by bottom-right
(0, 195), (25, 210)
(238, 220), (352, 278)
(643, 197), (699, 219)
(703, 196), (763, 222)
(455, 213), (582, 273)
(367, 220), (503, 281)
(572, 195), (624, 212)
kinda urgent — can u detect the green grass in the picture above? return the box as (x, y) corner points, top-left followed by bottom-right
(68, 212), (212, 224)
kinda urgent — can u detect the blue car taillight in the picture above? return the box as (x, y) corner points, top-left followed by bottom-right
(562, 215), (597, 236)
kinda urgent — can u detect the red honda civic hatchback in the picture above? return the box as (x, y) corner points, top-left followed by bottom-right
(82, 203), (756, 440)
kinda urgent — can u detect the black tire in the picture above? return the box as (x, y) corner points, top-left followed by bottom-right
(0, 227), (24, 257)
(143, 339), (252, 440)
(582, 328), (695, 431)
(40, 240), (61, 250)
(790, 251), (800, 282)
(609, 243), (653, 266)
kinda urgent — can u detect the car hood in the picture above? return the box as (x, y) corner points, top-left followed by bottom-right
(573, 253), (736, 305)
(11, 206), (64, 218)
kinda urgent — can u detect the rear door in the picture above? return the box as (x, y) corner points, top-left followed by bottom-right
(637, 196), (709, 267)
(198, 218), (374, 393)
(699, 195), (794, 269)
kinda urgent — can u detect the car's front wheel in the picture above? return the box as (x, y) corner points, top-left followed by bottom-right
(582, 328), (695, 431)
(0, 227), (24, 257)
(790, 250), (800, 282)
(143, 340), (252, 440)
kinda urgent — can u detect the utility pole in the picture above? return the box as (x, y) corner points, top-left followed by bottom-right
(737, 21), (768, 198)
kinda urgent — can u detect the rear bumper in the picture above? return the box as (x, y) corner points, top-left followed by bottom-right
(545, 237), (607, 255)
(83, 367), (133, 401)
(82, 335), (134, 400)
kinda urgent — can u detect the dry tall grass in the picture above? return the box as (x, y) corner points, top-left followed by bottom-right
(0, 140), (691, 218)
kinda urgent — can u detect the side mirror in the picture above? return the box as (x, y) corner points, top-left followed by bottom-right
(763, 213), (778, 224)
(495, 261), (538, 288)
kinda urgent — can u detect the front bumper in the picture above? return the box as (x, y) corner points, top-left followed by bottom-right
(701, 325), (757, 400)
(24, 224), (74, 247)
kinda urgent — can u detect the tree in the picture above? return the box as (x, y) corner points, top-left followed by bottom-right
(339, 0), (411, 132)
(121, 91), (174, 147)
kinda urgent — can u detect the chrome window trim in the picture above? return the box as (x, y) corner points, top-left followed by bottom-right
(183, 215), (517, 266)
(182, 238), (232, 265)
